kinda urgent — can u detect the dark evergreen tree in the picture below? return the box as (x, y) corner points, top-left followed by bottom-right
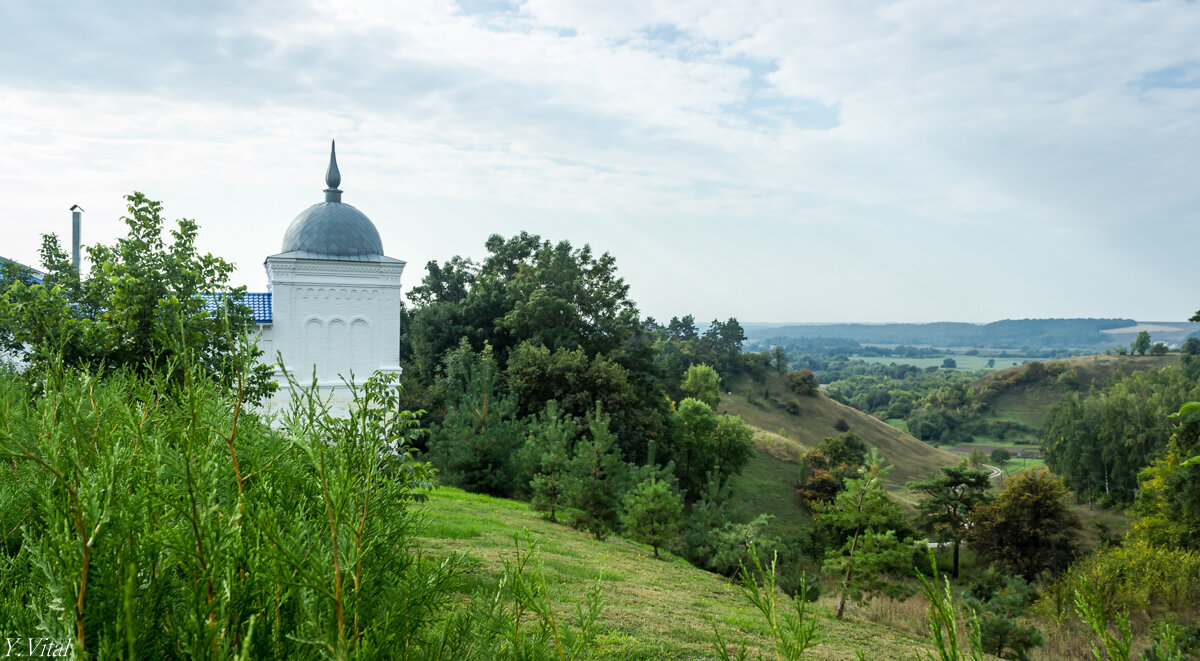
(525, 401), (578, 522)
(426, 347), (526, 498)
(907, 461), (992, 578)
(621, 477), (682, 559)
(568, 406), (629, 540)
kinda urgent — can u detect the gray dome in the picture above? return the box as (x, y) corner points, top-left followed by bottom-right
(279, 140), (384, 259)
(281, 202), (383, 257)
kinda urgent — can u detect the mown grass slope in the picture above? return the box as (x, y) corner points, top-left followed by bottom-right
(417, 487), (964, 660)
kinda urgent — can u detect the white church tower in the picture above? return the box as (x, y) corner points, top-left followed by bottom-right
(256, 142), (405, 404)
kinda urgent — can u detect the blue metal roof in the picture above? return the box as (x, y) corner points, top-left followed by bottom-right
(0, 256), (45, 284)
(243, 292), (272, 323)
(202, 292), (272, 324)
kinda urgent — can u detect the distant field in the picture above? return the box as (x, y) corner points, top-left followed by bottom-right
(853, 355), (1042, 371)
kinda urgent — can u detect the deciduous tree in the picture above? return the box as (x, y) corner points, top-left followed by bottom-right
(772, 346), (788, 374)
(787, 369), (819, 397)
(0, 193), (273, 401)
(680, 363), (722, 408)
(664, 398), (755, 499)
(967, 467), (1079, 579)
(1132, 330), (1152, 356)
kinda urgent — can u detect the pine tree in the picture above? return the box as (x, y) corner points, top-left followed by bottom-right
(568, 405), (629, 540)
(907, 461), (992, 578)
(427, 347), (526, 497)
(621, 477), (682, 559)
(818, 450), (922, 619)
(526, 401), (577, 522)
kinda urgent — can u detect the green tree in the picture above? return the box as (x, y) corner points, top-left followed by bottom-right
(621, 477), (682, 559)
(907, 462), (993, 578)
(942, 357), (958, 369)
(681, 363), (722, 408)
(1132, 330), (1152, 356)
(427, 347), (527, 497)
(772, 345), (789, 375)
(0, 193), (274, 401)
(1182, 337), (1200, 356)
(963, 571), (1043, 661)
(505, 341), (635, 422)
(668, 314), (700, 342)
(1150, 342), (1168, 356)
(498, 237), (640, 357)
(568, 406), (630, 540)
(1042, 366), (1200, 505)
(400, 232), (664, 463)
(1131, 401), (1200, 548)
(668, 397), (718, 498)
(707, 514), (778, 577)
(701, 318), (746, 376)
(664, 399), (755, 499)
(526, 401), (578, 522)
(819, 451), (923, 618)
(817, 432), (867, 468)
(787, 369), (819, 397)
(967, 467), (1079, 579)
(990, 448), (1011, 465)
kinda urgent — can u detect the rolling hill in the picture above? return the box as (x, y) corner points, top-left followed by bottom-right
(714, 370), (961, 536)
(968, 353), (1179, 432)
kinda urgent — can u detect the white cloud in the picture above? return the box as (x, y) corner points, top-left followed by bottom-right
(1, 0), (1198, 322)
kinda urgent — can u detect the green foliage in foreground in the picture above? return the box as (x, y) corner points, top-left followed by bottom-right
(915, 551), (984, 661)
(0, 362), (456, 659)
(710, 546), (820, 661)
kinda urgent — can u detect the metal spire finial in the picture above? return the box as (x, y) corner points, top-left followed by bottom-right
(324, 140), (342, 202)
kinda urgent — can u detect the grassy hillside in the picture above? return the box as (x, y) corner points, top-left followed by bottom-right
(715, 370), (961, 537)
(970, 354), (1178, 432)
(417, 486), (964, 660)
(718, 371), (960, 484)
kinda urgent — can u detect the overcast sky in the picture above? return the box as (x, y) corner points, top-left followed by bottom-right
(2, 0), (1198, 323)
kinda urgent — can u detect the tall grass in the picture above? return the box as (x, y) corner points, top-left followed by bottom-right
(0, 354), (458, 659)
(710, 546), (821, 661)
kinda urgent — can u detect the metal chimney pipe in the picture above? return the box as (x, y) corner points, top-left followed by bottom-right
(70, 204), (83, 273)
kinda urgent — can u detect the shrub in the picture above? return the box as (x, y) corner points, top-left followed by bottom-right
(1034, 541), (1200, 624)
(787, 369), (819, 397)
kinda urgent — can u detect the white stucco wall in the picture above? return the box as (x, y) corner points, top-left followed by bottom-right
(258, 254), (405, 416)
